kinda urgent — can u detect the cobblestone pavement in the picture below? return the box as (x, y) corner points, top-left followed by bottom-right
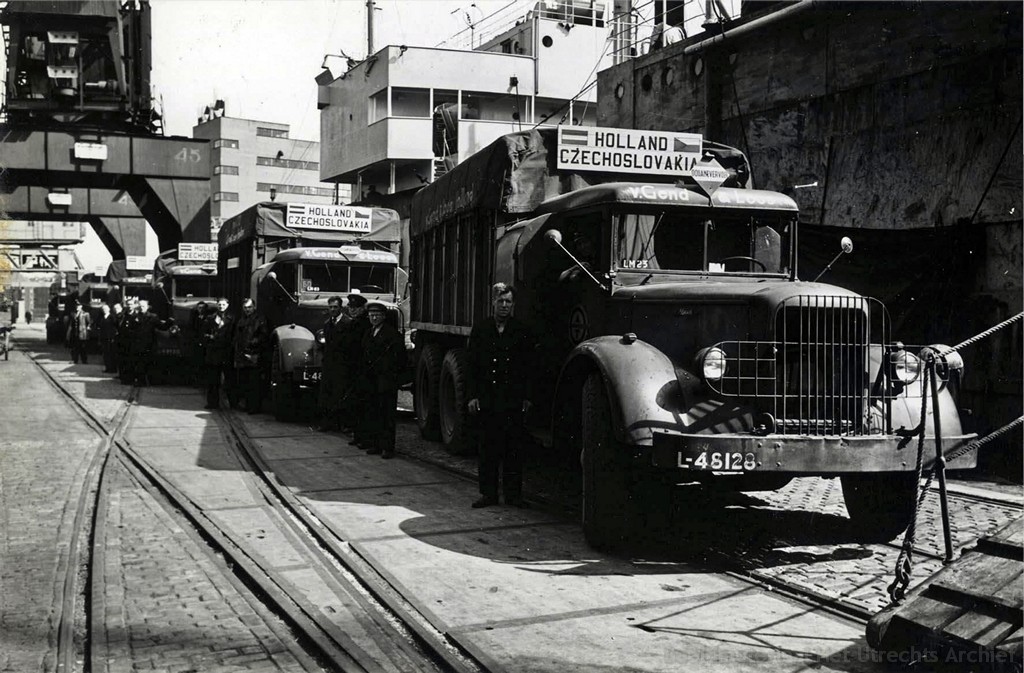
(96, 455), (323, 673)
(0, 346), (101, 673)
(1, 333), (323, 673)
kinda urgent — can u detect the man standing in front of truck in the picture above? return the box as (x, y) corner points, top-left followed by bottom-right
(361, 301), (404, 459)
(466, 283), (536, 509)
(317, 296), (349, 431)
(203, 297), (236, 409)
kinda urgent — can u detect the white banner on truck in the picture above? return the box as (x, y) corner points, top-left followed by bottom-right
(286, 203), (374, 233)
(178, 242), (218, 262)
(556, 127), (703, 176)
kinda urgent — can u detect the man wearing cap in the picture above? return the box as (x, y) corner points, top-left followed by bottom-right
(317, 295), (350, 431)
(339, 291), (370, 437)
(361, 301), (404, 458)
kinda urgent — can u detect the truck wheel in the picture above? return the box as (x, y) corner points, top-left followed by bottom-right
(414, 343), (443, 440)
(271, 344), (294, 422)
(581, 372), (642, 551)
(841, 473), (919, 542)
(439, 348), (472, 455)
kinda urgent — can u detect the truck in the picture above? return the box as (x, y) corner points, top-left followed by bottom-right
(409, 126), (977, 549)
(217, 200), (404, 420)
(151, 245), (220, 380)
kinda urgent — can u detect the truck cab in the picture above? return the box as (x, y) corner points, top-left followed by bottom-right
(410, 127), (976, 550)
(152, 247), (220, 377)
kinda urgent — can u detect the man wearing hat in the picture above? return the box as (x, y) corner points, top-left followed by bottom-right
(317, 295), (351, 431)
(360, 301), (404, 458)
(339, 291), (370, 437)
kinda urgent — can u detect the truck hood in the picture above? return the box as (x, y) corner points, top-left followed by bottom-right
(613, 278), (863, 308)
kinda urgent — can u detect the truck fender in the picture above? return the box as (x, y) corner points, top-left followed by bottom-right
(271, 324), (316, 375)
(867, 345), (965, 438)
(554, 335), (682, 447)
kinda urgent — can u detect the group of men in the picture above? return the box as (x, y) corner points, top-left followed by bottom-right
(69, 295), (160, 386)
(65, 282), (538, 511)
(317, 292), (405, 459)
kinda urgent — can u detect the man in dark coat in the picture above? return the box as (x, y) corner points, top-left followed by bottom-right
(66, 302), (92, 364)
(466, 283), (536, 508)
(232, 298), (267, 414)
(361, 301), (404, 458)
(117, 298), (137, 383)
(203, 297), (236, 409)
(98, 303), (119, 373)
(339, 292), (369, 437)
(317, 296), (350, 431)
(129, 298), (159, 385)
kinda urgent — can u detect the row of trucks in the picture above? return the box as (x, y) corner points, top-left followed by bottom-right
(146, 125), (975, 550)
(151, 201), (406, 417)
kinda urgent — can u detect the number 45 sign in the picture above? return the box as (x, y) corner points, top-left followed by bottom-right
(174, 147), (202, 163)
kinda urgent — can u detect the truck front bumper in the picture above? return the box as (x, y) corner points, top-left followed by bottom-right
(650, 431), (979, 474)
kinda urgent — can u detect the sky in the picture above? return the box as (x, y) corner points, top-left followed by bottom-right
(151, 0), (522, 140)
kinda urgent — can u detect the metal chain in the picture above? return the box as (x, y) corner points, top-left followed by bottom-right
(885, 312), (1024, 604)
(887, 362), (934, 604)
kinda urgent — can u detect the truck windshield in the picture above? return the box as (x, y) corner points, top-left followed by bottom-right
(174, 276), (217, 299)
(299, 262), (395, 295)
(615, 211), (791, 276)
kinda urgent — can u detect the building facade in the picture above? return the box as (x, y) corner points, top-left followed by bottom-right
(317, 0), (632, 200)
(192, 116), (351, 235)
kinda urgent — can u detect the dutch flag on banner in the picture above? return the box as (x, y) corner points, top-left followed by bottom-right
(673, 136), (701, 154)
(561, 128), (589, 146)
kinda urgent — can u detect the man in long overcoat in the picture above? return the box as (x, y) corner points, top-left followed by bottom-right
(317, 296), (350, 430)
(361, 301), (404, 458)
(203, 297), (236, 409)
(129, 298), (159, 385)
(66, 302), (92, 364)
(233, 298), (267, 413)
(466, 283), (536, 508)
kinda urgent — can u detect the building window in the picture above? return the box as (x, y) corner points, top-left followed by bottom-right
(214, 165), (239, 175)
(535, 97), (570, 125)
(391, 87), (430, 118)
(256, 126), (289, 139)
(368, 89), (388, 124)
(257, 182), (335, 198)
(256, 156), (319, 170)
(213, 192), (239, 202)
(463, 91), (520, 122)
(213, 138), (239, 150)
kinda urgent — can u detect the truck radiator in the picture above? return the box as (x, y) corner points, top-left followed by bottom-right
(708, 296), (890, 437)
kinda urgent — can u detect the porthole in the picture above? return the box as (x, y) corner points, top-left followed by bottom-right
(641, 73), (652, 92)
(661, 67), (675, 87)
(693, 57), (703, 77)
(542, 35), (553, 47)
(615, 83), (625, 99)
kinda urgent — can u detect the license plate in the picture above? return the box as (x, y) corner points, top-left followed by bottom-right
(679, 450), (757, 472)
(302, 369), (322, 383)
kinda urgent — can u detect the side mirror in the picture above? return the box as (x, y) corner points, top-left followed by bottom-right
(545, 229), (563, 245)
(812, 236), (855, 283)
(267, 271), (277, 281)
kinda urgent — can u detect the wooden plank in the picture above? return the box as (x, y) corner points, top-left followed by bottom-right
(996, 626), (1023, 658)
(932, 554), (1024, 611)
(889, 593), (964, 632)
(945, 610), (1013, 649)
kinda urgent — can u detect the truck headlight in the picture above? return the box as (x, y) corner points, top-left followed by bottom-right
(926, 344), (964, 375)
(697, 347), (728, 382)
(890, 348), (921, 384)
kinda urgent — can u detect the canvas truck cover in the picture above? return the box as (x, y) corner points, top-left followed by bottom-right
(409, 128), (751, 238)
(217, 201), (402, 249)
(152, 249), (216, 286)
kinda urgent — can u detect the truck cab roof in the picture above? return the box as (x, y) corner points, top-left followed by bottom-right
(533, 182), (798, 214)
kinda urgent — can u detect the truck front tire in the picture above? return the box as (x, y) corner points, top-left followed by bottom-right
(439, 348), (472, 455)
(841, 473), (919, 542)
(581, 372), (642, 551)
(271, 344), (295, 422)
(415, 343), (443, 440)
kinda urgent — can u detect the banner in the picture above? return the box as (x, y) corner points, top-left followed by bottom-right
(286, 203), (374, 233)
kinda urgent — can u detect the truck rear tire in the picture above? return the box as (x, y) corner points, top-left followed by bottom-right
(581, 372), (642, 551)
(841, 473), (919, 542)
(414, 343), (443, 440)
(439, 348), (472, 455)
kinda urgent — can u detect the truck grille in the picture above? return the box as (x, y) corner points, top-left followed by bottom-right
(706, 296), (889, 437)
